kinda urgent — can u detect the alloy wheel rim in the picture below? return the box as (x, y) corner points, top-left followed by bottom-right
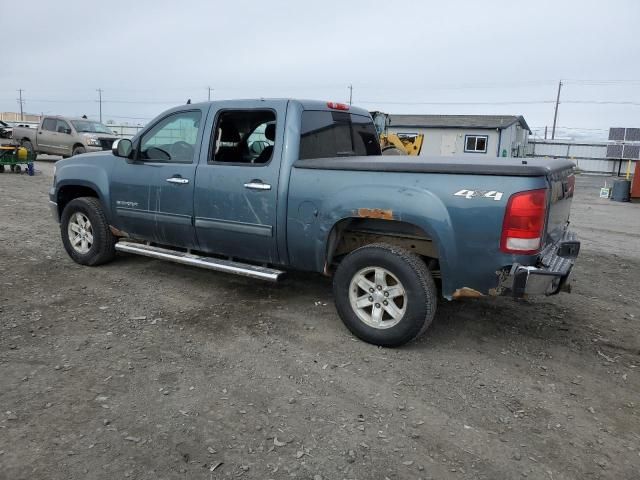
(348, 266), (407, 329)
(67, 212), (93, 254)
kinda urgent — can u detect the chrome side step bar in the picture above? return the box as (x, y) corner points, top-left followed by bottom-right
(115, 241), (284, 282)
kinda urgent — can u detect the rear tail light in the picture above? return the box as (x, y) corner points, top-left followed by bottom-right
(327, 102), (350, 111)
(500, 189), (547, 254)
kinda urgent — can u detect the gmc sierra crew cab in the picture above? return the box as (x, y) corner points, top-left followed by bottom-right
(49, 99), (580, 347)
(14, 116), (118, 158)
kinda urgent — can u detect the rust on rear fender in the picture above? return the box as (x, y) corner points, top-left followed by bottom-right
(356, 208), (394, 220)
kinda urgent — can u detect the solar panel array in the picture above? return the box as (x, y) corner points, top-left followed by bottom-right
(625, 128), (640, 142)
(606, 144), (624, 158)
(607, 127), (640, 159)
(622, 145), (640, 159)
(609, 128), (625, 141)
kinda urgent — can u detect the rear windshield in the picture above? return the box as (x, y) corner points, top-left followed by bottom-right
(299, 111), (381, 160)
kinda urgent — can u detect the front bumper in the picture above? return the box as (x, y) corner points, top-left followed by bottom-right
(499, 231), (580, 297)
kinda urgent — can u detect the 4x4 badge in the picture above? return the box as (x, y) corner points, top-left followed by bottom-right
(454, 189), (503, 201)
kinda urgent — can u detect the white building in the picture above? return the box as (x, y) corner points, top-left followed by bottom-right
(387, 114), (531, 158)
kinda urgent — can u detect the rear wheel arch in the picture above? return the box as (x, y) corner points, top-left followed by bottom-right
(324, 217), (440, 274)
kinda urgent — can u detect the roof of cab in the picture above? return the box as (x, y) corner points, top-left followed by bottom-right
(162, 99), (371, 117)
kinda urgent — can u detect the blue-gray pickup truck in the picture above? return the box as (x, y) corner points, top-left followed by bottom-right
(49, 99), (580, 347)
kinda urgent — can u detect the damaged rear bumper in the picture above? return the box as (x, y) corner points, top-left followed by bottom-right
(499, 230), (580, 297)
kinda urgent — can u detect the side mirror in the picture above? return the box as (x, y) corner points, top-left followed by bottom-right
(66, 128), (72, 135)
(112, 138), (133, 158)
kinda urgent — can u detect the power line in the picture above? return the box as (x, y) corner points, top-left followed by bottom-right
(562, 100), (640, 105)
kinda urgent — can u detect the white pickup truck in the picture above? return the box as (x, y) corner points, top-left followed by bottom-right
(13, 116), (118, 158)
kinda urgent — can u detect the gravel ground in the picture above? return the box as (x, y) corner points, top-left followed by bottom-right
(1, 162), (639, 480)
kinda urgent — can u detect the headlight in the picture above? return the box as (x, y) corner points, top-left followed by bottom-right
(86, 138), (101, 146)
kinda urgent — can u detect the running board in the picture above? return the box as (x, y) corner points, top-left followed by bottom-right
(115, 241), (284, 282)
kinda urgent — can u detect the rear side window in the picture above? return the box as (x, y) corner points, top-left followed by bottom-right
(299, 111), (381, 160)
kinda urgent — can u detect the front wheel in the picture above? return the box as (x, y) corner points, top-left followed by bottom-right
(60, 197), (116, 266)
(333, 243), (437, 347)
(72, 145), (86, 156)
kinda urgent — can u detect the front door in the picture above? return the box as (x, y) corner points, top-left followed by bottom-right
(54, 119), (74, 156)
(194, 104), (284, 263)
(111, 108), (205, 248)
(111, 160), (156, 240)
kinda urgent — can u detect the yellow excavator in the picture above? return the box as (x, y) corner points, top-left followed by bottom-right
(370, 111), (424, 156)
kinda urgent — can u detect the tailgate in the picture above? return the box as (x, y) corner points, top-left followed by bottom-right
(545, 166), (575, 245)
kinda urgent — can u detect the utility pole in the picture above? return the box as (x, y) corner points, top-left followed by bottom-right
(208, 86), (213, 101)
(551, 80), (562, 140)
(544, 126), (548, 139)
(17, 89), (24, 121)
(97, 88), (103, 122)
(348, 84), (353, 105)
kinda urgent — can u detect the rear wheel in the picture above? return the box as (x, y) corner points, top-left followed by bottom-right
(21, 139), (37, 160)
(333, 243), (437, 347)
(60, 197), (115, 266)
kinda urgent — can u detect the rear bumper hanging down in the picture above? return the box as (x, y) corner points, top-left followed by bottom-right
(501, 230), (580, 297)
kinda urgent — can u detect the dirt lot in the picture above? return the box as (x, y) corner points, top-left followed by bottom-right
(1, 162), (639, 480)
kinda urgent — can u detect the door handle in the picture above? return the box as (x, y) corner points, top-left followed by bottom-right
(244, 181), (271, 191)
(166, 177), (189, 185)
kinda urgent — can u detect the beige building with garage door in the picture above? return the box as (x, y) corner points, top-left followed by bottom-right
(387, 114), (531, 158)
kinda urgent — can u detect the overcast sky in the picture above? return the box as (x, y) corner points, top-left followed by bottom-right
(2, 0), (638, 139)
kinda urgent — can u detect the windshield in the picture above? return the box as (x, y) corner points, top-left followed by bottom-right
(70, 120), (113, 134)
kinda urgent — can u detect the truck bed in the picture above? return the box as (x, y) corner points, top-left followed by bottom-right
(294, 155), (574, 177)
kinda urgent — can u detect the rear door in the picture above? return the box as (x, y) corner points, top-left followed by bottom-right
(194, 103), (285, 263)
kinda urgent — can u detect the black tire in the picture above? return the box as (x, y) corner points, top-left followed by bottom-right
(0, 165), (4, 173)
(60, 197), (116, 266)
(333, 243), (437, 347)
(14, 165), (21, 173)
(381, 146), (406, 156)
(21, 139), (37, 160)
(72, 145), (86, 156)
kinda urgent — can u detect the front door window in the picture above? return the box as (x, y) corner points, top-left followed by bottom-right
(139, 111), (201, 163)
